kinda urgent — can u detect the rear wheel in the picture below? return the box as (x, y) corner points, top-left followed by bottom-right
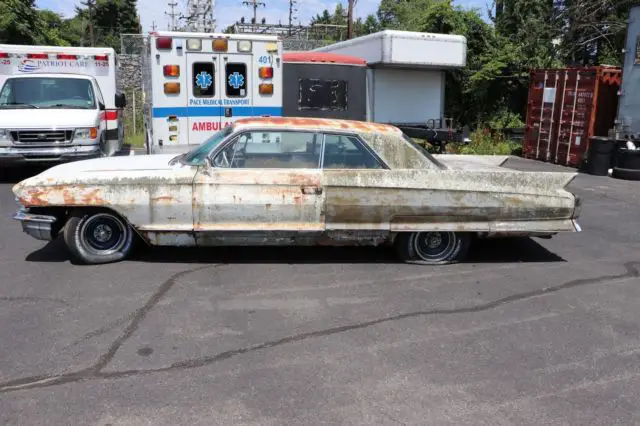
(64, 210), (135, 265)
(395, 231), (471, 265)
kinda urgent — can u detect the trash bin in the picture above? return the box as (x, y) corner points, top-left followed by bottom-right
(587, 137), (616, 176)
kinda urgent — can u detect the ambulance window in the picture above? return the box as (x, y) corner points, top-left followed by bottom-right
(226, 63), (247, 97)
(193, 62), (215, 97)
(298, 78), (348, 111)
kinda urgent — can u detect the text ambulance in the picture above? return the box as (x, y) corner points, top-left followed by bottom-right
(0, 44), (126, 167)
(143, 31), (283, 154)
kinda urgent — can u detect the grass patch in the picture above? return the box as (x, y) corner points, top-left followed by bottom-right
(125, 132), (145, 148)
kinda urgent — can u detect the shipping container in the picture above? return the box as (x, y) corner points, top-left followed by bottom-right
(523, 67), (621, 167)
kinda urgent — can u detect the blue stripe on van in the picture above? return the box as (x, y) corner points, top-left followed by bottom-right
(152, 106), (283, 118)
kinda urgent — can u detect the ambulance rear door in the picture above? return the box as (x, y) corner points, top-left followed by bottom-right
(219, 53), (252, 127)
(187, 53), (223, 145)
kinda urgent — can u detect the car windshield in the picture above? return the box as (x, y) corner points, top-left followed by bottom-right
(0, 77), (96, 109)
(179, 126), (233, 165)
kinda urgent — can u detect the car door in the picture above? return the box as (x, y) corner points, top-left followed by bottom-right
(192, 129), (325, 243)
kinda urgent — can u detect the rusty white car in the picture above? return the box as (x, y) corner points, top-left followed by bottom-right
(12, 117), (582, 265)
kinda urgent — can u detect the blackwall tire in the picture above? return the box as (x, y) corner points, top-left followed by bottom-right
(64, 211), (135, 265)
(395, 231), (471, 265)
(612, 167), (640, 181)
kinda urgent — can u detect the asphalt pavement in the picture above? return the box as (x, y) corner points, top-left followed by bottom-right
(1, 158), (640, 425)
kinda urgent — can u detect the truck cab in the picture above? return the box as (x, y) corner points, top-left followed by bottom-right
(0, 73), (125, 166)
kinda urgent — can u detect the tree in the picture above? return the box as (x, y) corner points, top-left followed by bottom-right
(119, 0), (142, 34)
(0, 0), (45, 44)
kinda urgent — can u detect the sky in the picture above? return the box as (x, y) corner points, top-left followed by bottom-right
(35, 0), (491, 34)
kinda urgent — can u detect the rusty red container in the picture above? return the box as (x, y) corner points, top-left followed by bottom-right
(523, 67), (622, 167)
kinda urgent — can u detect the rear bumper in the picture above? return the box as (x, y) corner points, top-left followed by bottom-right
(12, 209), (58, 241)
(0, 145), (100, 167)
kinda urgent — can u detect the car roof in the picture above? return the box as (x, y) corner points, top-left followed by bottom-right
(232, 117), (403, 135)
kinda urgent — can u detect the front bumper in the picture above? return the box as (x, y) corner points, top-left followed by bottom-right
(0, 145), (100, 167)
(12, 209), (59, 241)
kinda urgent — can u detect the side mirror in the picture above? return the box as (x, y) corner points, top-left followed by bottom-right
(115, 93), (127, 108)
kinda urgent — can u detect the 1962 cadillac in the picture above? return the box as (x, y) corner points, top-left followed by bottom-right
(12, 117), (582, 265)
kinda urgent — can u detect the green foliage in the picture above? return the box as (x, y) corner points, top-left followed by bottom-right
(451, 127), (520, 156)
(487, 108), (526, 130)
(0, 0), (141, 51)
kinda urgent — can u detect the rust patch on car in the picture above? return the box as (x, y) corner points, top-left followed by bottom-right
(233, 116), (402, 135)
(151, 196), (175, 204)
(80, 189), (106, 205)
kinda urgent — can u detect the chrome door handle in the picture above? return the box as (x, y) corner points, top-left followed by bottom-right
(301, 186), (323, 195)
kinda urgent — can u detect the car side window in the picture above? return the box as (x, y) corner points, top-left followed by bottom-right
(322, 134), (383, 169)
(212, 131), (321, 169)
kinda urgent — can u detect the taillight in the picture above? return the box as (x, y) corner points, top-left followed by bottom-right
(0, 53), (8, 58)
(27, 53), (48, 59)
(57, 54), (77, 60)
(163, 65), (180, 77)
(164, 83), (181, 94)
(156, 37), (173, 50)
(213, 38), (228, 52)
(94, 55), (109, 61)
(258, 67), (273, 79)
(259, 83), (274, 95)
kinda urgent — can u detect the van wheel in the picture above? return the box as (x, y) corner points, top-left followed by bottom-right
(395, 231), (471, 265)
(64, 210), (135, 265)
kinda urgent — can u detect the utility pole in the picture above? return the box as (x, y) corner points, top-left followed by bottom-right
(166, 1), (179, 31)
(151, 20), (158, 31)
(347, 0), (355, 39)
(242, 0), (266, 26)
(288, 0), (297, 35)
(82, 0), (96, 46)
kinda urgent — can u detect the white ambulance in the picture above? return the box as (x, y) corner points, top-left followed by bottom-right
(142, 31), (283, 154)
(0, 44), (126, 167)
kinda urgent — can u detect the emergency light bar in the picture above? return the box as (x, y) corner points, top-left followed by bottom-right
(213, 38), (228, 52)
(0, 53), (8, 58)
(27, 54), (49, 59)
(94, 55), (109, 61)
(57, 54), (78, 60)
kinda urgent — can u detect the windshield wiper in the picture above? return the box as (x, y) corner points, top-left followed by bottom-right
(45, 104), (87, 109)
(0, 102), (39, 109)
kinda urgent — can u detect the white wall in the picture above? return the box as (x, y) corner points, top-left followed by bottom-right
(371, 68), (444, 125)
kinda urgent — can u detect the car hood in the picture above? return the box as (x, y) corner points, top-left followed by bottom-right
(38, 154), (181, 177)
(0, 109), (100, 129)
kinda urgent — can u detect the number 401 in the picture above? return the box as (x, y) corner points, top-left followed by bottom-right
(258, 56), (272, 64)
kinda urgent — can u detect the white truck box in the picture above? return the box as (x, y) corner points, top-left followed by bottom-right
(314, 30), (467, 69)
(315, 30), (466, 126)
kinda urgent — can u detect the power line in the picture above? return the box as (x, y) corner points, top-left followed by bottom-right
(165, 1), (179, 31)
(242, 0), (266, 25)
(184, 0), (216, 32)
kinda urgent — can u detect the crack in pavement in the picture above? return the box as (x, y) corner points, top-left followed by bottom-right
(0, 296), (71, 307)
(1, 261), (638, 394)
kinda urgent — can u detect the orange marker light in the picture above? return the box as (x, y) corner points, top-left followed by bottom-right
(258, 67), (273, 79)
(213, 38), (228, 51)
(259, 83), (274, 95)
(163, 65), (180, 77)
(89, 128), (98, 139)
(164, 82), (181, 94)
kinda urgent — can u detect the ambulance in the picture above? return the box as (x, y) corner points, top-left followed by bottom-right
(143, 31), (283, 154)
(0, 44), (126, 167)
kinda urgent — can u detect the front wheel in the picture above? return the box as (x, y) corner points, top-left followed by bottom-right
(64, 210), (135, 265)
(395, 231), (471, 265)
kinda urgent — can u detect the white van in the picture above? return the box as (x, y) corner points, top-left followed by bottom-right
(0, 44), (126, 167)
